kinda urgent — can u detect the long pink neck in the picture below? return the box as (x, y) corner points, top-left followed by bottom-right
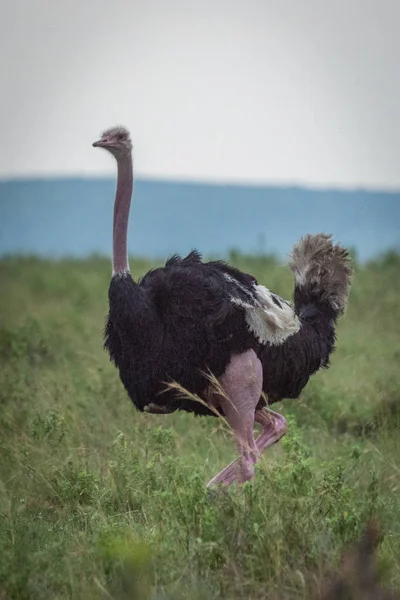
(112, 154), (133, 275)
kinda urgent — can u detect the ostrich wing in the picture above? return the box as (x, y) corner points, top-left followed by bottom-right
(162, 251), (300, 346)
(190, 256), (300, 346)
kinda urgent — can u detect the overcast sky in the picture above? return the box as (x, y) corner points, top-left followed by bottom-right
(1, 0), (399, 188)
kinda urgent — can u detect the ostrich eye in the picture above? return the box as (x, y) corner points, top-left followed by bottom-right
(117, 133), (125, 141)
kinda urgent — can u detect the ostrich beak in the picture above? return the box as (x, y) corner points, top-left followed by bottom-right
(92, 139), (104, 147)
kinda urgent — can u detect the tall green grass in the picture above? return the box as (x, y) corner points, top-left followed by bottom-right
(0, 251), (399, 599)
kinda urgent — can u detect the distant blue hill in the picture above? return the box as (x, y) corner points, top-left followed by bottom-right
(0, 178), (399, 262)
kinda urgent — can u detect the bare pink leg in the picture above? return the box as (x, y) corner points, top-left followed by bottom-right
(206, 349), (262, 487)
(206, 406), (287, 487)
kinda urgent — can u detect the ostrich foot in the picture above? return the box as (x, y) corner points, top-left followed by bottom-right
(206, 454), (257, 488)
(206, 408), (287, 487)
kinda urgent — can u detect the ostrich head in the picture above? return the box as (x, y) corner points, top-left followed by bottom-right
(92, 126), (132, 158)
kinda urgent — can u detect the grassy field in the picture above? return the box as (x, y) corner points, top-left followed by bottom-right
(1, 250), (400, 599)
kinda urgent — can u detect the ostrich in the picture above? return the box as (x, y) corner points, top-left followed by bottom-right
(92, 125), (352, 487)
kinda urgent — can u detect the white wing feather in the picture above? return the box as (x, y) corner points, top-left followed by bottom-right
(225, 274), (300, 345)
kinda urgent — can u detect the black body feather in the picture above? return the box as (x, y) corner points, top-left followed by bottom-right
(105, 251), (258, 416)
(258, 308), (336, 405)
